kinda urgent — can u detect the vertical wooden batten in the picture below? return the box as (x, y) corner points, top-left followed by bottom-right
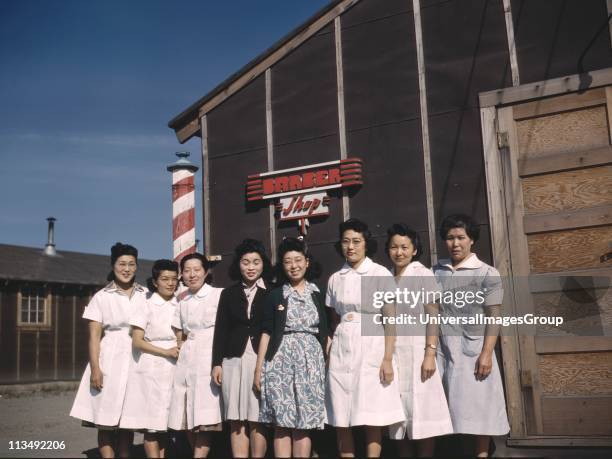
(201, 115), (212, 255)
(412, 0), (437, 265)
(265, 68), (277, 262)
(503, 0), (521, 86)
(334, 16), (350, 221)
(480, 106), (527, 438)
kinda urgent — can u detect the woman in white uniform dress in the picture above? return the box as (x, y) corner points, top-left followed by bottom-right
(70, 242), (147, 458)
(385, 224), (453, 457)
(326, 219), (405, 458)
(168, 253), (223, 458)
(120, 259), (180, 458)
(434, 214), (509, 457)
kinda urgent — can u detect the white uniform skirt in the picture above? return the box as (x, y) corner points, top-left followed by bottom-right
(168, 328), (222, 430)
(120, 339), (177, 431)
(70, 329), (133, 427)
(221, 351), (260, 423)
(389, 335), (453, 440)
(326, 313), (405, 427)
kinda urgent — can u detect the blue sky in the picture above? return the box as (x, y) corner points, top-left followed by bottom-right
(0, 0), (330, 260)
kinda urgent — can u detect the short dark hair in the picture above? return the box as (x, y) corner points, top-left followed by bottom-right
(179, 252), (213, 285)
(275, 237), (320, 285)
(334, 218), (377, 256)
(107, 242), (138, 282)
(110, 242), (138, 265)
(147, 259), (179, 292)
(228, 239), (273, 284)
(439, 214), (480, 242)
(385, 223), (423, 261)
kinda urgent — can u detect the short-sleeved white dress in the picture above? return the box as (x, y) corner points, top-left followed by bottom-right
(389, 261), (453, 440)
(167, 283), (224, 430)
(434, 254), (510, 436)
(70, 283), (147, 427)
(325, 257), (405, 427)
(120, 292), (179, 431)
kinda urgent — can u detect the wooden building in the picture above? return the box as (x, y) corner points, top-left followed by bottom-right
(168, 0), (612, 447)
(0, 244), (153, 384)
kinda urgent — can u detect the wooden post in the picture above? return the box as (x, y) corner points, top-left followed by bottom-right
(335, 16), (350, 221)
(480, 106), (527, 438)
(502, 0), (520, 86)
(265, 68), (277, 262)
(201, 114), (212, 255)
(412, 0), (437, 265)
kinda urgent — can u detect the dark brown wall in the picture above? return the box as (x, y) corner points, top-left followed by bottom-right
(343, 0), (430, 265)
(0, 287), (18, 380)
(0, 282), (98, 383)
(422, 0), (512, 263)
(207, 74), (269, 286)
(202, 0), (611, 286)
(511, 0), (612, 84)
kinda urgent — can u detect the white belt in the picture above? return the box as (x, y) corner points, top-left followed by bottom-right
(104, 327), (130, 335)
(187, 327), (214, 340)
(341, 312), (361, 323)
(148, 338), (177, 349)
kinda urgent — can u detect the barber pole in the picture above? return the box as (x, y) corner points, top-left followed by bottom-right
(167, 152), (199, 261)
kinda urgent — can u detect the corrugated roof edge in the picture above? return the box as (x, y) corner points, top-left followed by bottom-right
(167, 0), (347, 140)
(0, 243), (155, 286)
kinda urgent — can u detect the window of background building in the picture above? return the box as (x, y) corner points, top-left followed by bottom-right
(18, 286), (50, 327)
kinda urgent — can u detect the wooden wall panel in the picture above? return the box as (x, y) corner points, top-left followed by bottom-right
(533, 287), (612, 336)
(522, 166), (612, 215)
(513, 88), (607, 121)
(74, 291), (95, 371)
(541, 396), (612, 435)
(516, 106), (609, 158)
(0, 289), (17, 381)
(527, 226), (612, 273)
(38, 331), (53, 379)
(19, 331), (36, 381)
(271, 28), (338, 146)
(540, 352), (612, 396)
(57, 293), (74, 375)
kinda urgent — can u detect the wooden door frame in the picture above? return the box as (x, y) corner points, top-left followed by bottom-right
(479, 67), (612, 446)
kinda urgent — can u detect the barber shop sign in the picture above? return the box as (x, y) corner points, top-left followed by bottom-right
(246, 158), (363, 235)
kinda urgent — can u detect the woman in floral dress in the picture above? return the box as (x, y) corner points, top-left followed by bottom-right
(253, 237), (329, 458)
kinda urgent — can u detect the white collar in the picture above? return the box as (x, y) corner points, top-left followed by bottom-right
(187, 283), (211, 300)
(242, 277), (266, 290)
(282, 281), (319, 299)
(397, 260), (426, 276)
(150, 292), (178, 306)
(438, 253), (483, 271)
(339, 256), (373, 275)
(104, 281), (145, 293)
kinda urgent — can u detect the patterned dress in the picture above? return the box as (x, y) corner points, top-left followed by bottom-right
(259, 282), (325, 429)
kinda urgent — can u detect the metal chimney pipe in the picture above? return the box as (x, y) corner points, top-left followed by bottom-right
(44, 217), (57, 256)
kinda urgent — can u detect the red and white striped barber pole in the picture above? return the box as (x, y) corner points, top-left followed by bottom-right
(167, 152), (199, 262)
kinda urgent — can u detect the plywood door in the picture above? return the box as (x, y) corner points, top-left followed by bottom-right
(497, 87), (612, 441)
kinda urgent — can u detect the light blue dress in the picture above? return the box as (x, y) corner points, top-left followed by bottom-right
(433, 254), (510, 436)
(259, 282), (325, 429)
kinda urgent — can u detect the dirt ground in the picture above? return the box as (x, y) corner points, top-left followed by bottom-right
(0, 389), (609, 458)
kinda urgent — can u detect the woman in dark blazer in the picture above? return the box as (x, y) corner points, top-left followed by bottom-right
(253, 237), (329, 459)
(211, 239), (273, 458)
